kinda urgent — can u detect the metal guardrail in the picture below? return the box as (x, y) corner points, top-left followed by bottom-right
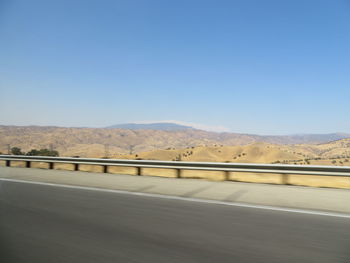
(0, 155), (350, 184)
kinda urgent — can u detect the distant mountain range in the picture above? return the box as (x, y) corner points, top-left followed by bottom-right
(253, 133), (350, 145)
(106, 122), (193, 131)
(105, 122), (350, 145)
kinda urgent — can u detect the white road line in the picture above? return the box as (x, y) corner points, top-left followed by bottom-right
(1, 177), (349, 219)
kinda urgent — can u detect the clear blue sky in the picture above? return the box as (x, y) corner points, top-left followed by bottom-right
(1, 0), (349, 135)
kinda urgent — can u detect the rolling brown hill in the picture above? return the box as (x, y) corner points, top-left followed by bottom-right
(0, 125), (349, 160)
(119, 139), (350, 166)
(1, 126), (348, 189)
(0, 125), (256, 157)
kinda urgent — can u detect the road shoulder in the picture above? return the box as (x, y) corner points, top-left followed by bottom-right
(0, 167), (349, 214)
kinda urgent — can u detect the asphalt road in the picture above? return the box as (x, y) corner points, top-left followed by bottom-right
(0, 180), (349, 263)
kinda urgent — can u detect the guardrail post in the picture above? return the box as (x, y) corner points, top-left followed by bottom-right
(281, 174), (289, 185)
(6, 160), (10, 167)
(26, 161), (31, 168)
(137, 167), (142, 176)
(103, 165), (108, 173)
(74, 163), (79, 171)
(49, 162), (54, 169)
(176, 169), (182, 178)
(224, 171), (230, 181)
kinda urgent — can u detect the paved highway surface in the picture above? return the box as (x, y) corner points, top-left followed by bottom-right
(0, 180), (349, 263)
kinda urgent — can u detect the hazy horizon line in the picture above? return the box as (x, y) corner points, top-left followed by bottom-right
(0, 122), (348, 137)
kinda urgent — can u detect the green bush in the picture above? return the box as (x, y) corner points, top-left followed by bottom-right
(11, 147), (24, 155)
(26, 148), (59, 157)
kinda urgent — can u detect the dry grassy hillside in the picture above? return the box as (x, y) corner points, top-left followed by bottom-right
(119, 139), (350, 166)
(1, 134), (349, 189)
(0, 126), (349, 161)
(119, 143), (297, 163)
(272, 139), (350, 166)
(0, 126), (256, 157)
(108, 139), (350, 189)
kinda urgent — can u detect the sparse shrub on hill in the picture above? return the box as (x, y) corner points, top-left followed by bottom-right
(11, 147), (24, 155)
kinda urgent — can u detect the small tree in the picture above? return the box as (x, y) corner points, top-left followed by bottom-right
(11, 147), (24, 155)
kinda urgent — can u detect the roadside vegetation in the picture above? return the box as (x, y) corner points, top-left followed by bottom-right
(8, 147), (59, 157)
